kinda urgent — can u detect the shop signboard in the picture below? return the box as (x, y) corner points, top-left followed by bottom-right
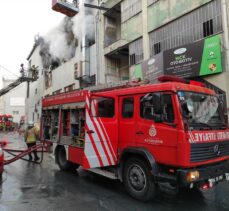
(132, 35), (222, 81)
(164, 35), (222, 78)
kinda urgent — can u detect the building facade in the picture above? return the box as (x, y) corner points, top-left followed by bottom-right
(97, 0), (229, 109)
(0, 76), (26, 123)
(26, 0), (229, 123)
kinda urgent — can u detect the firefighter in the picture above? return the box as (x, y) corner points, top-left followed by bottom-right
(73, 0), (78, 7)
(31, 65), (39, 79)
(24, 121), (39, 161)
(20, 63), (25, 77)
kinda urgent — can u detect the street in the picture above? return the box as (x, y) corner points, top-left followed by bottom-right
(1, 133), (229, 211)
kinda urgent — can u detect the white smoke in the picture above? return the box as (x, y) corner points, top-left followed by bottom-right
(43, 18), (75, 62)
(39, 0), (96, 68)
(72, 0), (95, 42)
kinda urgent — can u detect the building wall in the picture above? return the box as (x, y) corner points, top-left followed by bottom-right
(1, 78), (26, 123)
(27, 45), (45, 124)
(147, 0), (212, 32)
(122, 13), (143, 41)
(102, 0), (229, 109)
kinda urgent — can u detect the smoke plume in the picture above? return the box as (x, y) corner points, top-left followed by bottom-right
(39, 0), (96, 70)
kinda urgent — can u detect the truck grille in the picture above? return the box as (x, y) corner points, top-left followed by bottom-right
(190, 141), (229, 163)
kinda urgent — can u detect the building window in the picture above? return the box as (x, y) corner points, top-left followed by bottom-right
(53, 89), (62, 95)
(121, 0), (142, 23)
(154, 42), (161, 55)
(13, 111), (19, 115)
(140, 93), (174, 123)
(91, 97), (115, 118)
(203, 19), (213, 37)
(129, 38), (144, 66)
(122, 98), (134, 118)
(64, 84), (75, 93)
(129, 54), (136, 66)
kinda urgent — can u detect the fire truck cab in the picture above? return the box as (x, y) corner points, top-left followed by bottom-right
(41, 78), (229, 201)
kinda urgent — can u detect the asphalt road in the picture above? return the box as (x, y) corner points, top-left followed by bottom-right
(1, 132), (229, 211)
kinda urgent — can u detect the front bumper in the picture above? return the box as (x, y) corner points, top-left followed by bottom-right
(177, 160), (229, 187)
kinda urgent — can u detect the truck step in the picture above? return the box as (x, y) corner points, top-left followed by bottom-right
(88, 168), (118, 180)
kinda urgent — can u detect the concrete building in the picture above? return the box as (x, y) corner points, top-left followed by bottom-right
(0, 76), (26, 123)
(96, 0), (229, 110)
(26, 0), (98, 123)
(26, 0), (229, 123)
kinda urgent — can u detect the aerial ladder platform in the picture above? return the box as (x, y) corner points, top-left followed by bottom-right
(0, 64), (39, 97)
(0, 76), (34, 97)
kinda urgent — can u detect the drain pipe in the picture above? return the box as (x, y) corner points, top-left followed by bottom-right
(221, 0), (229, 71)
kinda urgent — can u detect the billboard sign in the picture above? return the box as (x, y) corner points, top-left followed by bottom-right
(164, 35), (222, 77)
(133, 35), (222, 81)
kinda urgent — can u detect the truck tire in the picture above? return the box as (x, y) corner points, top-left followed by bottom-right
(123, 157), (156, 201)
(56, 146), (79, 171)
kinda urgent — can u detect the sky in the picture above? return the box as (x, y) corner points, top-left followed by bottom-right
(0, 0), (64, 77)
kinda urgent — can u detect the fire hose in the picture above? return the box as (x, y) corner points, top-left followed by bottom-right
(3, 142), (51, 165)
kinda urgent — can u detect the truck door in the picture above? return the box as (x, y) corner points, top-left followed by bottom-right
(118, 96), (136, 151)
(135, 92), (178, 164)
(83, 95), (118, 169)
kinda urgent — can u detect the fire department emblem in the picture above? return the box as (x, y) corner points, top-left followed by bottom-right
(149, 125), (157, 137)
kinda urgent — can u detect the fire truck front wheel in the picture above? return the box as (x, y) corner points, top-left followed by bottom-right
(123, 157), (156, 201)
(56, 146), (79, 171)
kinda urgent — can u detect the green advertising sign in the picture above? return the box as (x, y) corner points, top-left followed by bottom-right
(133, 35), (222, 81)
(164, 35), (222, 78)
(199, 35), (222, 76)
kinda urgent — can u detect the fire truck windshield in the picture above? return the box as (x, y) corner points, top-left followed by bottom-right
(178, 91), (226, 130)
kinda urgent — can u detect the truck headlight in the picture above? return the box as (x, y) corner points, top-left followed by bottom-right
(186, 171), (200, 182)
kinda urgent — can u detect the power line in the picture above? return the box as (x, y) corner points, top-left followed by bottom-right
(0, 65), (19, 77)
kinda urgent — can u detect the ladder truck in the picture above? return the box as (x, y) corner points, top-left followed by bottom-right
(41, 76), (229, 201)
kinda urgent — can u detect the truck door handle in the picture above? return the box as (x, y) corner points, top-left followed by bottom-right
(136, 131), (144, 135)
(87, 130), (94, 134)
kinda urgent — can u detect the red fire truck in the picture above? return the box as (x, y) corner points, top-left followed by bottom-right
(0, 115), (4, 131)
(0, 114), (14, 131)
(4, 114), (14, 131)
(41, 77), (229, 201)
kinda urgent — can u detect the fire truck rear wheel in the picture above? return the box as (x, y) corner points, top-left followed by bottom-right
(56, 146), (79, 171)
(123, 157), (156, 201)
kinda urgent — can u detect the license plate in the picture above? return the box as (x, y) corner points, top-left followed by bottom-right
(208, 175), (224, 184)
(226, 173), (229, 181)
